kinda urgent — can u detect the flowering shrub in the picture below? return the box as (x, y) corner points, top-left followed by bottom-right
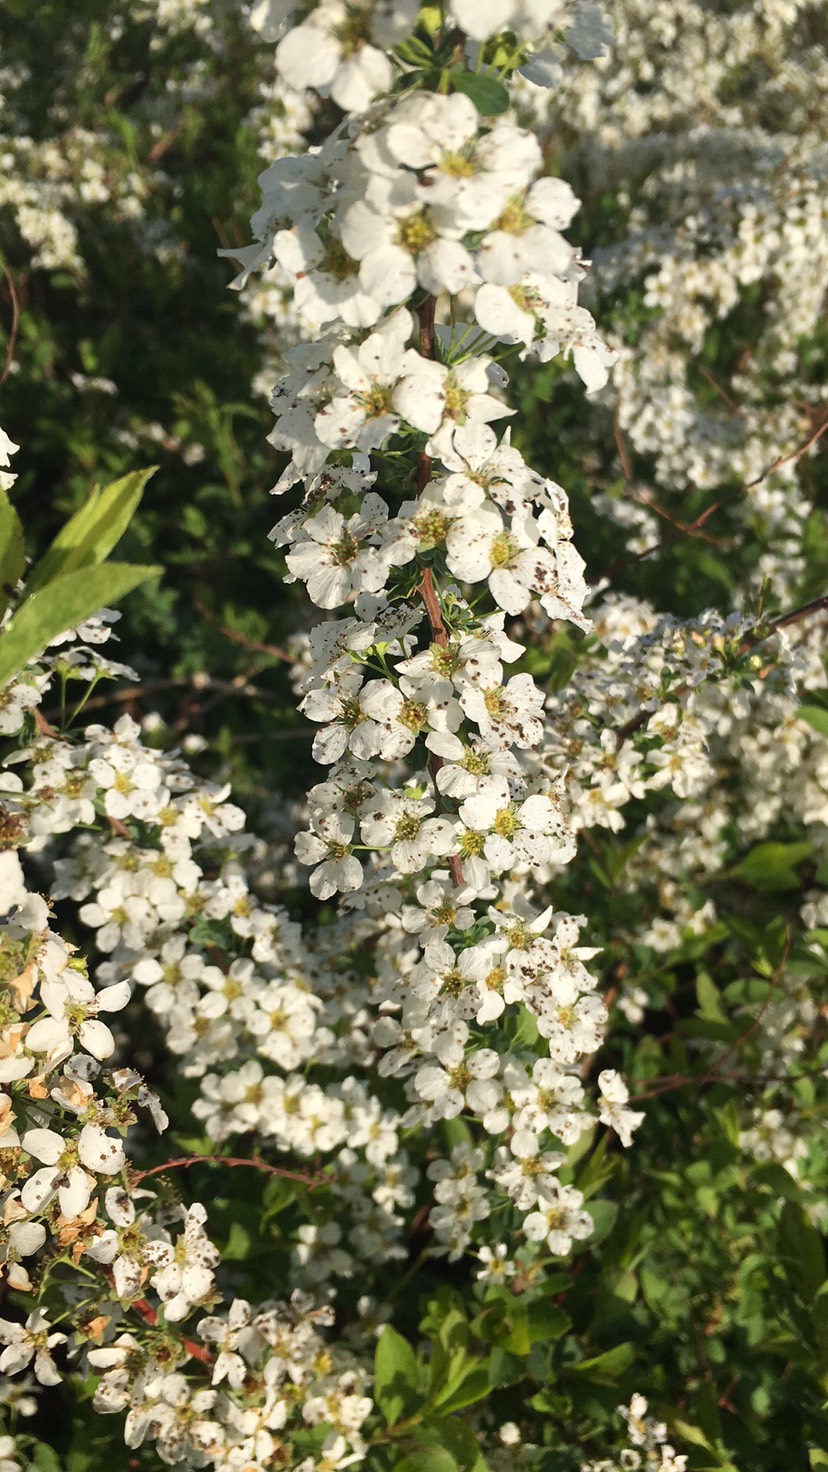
(0, 2), (826, 1471)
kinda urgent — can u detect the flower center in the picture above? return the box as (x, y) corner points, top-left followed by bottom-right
(490, 531), (517, 568)
(330, 530), (360, 566)
(495, 197), (532, 234)
(493, 806), (518, 837)
(459, 829), (485, 857)
(394, 812), (422, 842)
(399, 699), (426, 732)
(439, 150), (475, 178)
(396, 211), (437, 257)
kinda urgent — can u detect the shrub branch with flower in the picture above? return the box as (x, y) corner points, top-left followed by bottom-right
(0, 2), (826, 1471)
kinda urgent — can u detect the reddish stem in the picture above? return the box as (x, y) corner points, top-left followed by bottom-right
(415, 297), (464, 888)
(130, 1153), (329, 1189)
(129, 1295), (213, 1366)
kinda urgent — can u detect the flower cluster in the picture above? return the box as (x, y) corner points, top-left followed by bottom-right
(581, 1394), (688, 1472)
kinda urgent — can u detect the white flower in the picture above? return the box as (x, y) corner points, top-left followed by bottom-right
(413, 1044), (500, 1121)
(459, 783), (574, 872)
(285, 496), (391, 608)
(276, 0), (420, 112)
(295, 812), (364, 899)
(25, 973), (130, 1061)
(361, 790), (455, 875)
(385, 95), (540, 233)
(275, 220), (382, 329)
(0, 1309), (67, 1386)
(198, 1300), (262, 1389)
(339, 170), (477, 309)
(478, 176), (579, 285)
(143, 1203), (220, 1322)
(314, 310), (412, 452)
(522, 1182), (593, 1255)
(394, 351), (514, 441)
(476, 1242), (517, 1282)
(597, 1069), (644, 1147)
(460, 672), (545, 749)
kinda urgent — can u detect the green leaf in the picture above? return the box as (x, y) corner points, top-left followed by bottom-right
(26, 467), (157, 594)
(696, 972), (727, 1023)
(728, 840), (812, 891)
(393, 1450), (458, 1472)
(526, 1302), (571, 1341)
(449, 69), (510, 115)
(375, 1325), (422, 1426)
(670, 1419), (732, 1465)
(0, 487), (25, 618)
(432, 1363), (490, 1415)
(566, 1341), (635, 1384)
(31, 1448), (63, 1472)
(799, 705), (828, 737)
(429, 1416), (490, 1472)
(778, 1201), (826, 1300)
(585, 1198), (618, 1245)
(0, 562), (161, 687)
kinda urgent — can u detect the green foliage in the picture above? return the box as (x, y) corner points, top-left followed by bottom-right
(449, 71), (511, 115)
(0, 469), (160, 686)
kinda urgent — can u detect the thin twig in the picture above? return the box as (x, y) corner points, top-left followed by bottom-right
(130, 1153), (329, 1190)
(193, 595), (296, 664)
(613, 406), (633, 483)
(697, 365), (744, 418)
(0, 263), (20, 389)
(629, 933), (791, 1103)
(605, 413), (828, 578)
(416, 296), (464, 888)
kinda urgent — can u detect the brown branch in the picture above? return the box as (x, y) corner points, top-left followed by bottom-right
(415, 296), (464, 888)
(613, 406), (634, 483)
(632, 487), (726, 547)
(630, 933), (790, 1103)
(130, 1153), (329, 1190)
(42, 673), (284, 723)
(605, 412), (828, 578)
(690, 408), (828, 536)
(193, 595), (296, 664)
(33, 709), (62, 740)
(697, 365), (744, 418)
(418, 565), (449, 649)
(149, 126), (184, 163)
(0, 263), (20, 389)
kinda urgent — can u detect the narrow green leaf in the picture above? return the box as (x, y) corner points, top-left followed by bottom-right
(0, 562), (161, 687)
(779, 1200), (826, 1300)
(566, 1341), (635, 1383)
(449, 69), (510, 115)
(0, 487), (25, 618)
(375, 1325), (422, 1426)
(25, 466), (157, 594)
(432, 1363), (490, 1414)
